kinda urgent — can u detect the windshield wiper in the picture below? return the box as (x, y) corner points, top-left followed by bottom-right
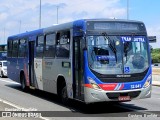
(102, 32), (117, 62)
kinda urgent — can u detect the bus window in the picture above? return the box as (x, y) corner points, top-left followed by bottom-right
(12, 40), (19, 58)
(44, 33), (55, 58)
(36, 36), (44, 58)
(19, 39), (27, 57)
(8, 41), (13, 57)
(56, 31), (70, 58)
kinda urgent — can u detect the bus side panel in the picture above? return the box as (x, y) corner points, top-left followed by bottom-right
(42, 58), (73, 98)
(56, 59), (72, 98)
(34, 58), (43, 90)
(42, 59), (56, 94)
(19, 58), (30, 86)
(7, 58), (20, 83)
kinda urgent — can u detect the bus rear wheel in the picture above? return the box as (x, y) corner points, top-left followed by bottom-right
(20, 74), (29, 92)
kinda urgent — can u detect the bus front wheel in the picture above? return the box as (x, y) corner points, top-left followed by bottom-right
(0, 71), (4, 78)
(61, 86), (69, 105)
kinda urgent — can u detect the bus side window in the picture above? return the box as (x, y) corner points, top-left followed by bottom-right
(19, 39), (27, 58)
(56, 31), (70, 58)
(8, 40), (13, 57)
(12, 40), (19, 58)
(44, 33), (55, 58)
(36, 36), (44, 58)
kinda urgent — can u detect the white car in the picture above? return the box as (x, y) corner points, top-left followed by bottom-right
(0, 61), (7, 77)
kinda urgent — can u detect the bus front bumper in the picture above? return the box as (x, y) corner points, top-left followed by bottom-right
(84, 85), (151, 103)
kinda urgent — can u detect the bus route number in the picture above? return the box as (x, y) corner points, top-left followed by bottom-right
(131, 84), (141, 89)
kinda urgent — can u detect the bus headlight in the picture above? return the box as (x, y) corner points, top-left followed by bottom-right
(143, 75), (152, 88)
(87, 77), (101, 90)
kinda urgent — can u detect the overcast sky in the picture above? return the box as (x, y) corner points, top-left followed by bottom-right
(0, 0), (159, 48)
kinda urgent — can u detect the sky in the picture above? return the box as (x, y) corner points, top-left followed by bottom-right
(0, 0), (159, 48)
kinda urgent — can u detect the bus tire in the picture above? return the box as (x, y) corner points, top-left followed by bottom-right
(0, 71), (4, 78)
(20, 74), (29, 92)
(61, 86), (69, 105)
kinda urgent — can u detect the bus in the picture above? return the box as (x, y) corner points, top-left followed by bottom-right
(0, 44), (7, 60)
(7, 19), (152, 104)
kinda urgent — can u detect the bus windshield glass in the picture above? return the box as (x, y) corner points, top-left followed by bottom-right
(87, 35), (149, 75)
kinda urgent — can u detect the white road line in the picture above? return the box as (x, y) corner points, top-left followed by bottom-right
(0, 98), (49, 120)
(0, 98), (25, 111)
(0, 79), (20, 84)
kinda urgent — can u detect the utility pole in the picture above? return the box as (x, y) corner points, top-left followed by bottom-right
(19, 20), (21, 33)
(39, 0), (41, 28)
(127, 0), (129, 20)
(57, 6), (59, 24)
(3, 27), (5, 44)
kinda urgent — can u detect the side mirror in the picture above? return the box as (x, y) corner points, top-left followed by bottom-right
(148, 36), (156, 43)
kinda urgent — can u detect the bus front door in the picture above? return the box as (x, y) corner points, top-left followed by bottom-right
(73, 37), (84, 100)
(29, 41), (35, 87)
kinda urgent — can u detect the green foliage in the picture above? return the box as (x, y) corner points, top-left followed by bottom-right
(151, 48), (160, 63)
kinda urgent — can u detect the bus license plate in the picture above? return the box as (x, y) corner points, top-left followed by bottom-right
(118, 96), (131, 101)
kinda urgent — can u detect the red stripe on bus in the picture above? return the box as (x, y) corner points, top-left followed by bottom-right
(99, 84), (117, 91)
(119, 84), (124, 90)
(84, 84), (92, 88)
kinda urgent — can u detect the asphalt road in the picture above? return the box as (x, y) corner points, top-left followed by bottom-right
(0, 78), (160, 120)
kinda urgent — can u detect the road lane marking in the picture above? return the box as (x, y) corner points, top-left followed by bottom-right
(0, 79), (20, 84)
(0, 98), (49, 120)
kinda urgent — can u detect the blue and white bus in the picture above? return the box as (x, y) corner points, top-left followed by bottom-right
(7, 19), (152, 103)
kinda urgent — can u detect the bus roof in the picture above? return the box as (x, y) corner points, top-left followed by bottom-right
(8, 29), (43, 40)
(76, 19), (144, 23)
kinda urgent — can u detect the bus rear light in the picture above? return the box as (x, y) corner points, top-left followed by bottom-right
(143, 75), (151, 88)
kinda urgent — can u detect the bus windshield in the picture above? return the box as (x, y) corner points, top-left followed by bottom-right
(87, 35), (149, 75)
